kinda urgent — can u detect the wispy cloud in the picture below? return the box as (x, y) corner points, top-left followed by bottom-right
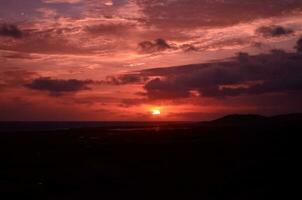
(42, 0), (82, 4)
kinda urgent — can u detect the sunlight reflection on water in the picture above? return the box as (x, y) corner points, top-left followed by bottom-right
(108, 127), (190, 132)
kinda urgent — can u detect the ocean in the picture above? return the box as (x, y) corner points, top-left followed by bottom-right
(0, 121), (189, 132)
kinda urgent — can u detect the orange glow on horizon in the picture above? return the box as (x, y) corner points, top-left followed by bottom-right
(151, 109), (161, 115)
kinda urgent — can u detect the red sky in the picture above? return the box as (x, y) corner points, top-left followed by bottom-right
(1, 0), (302, 121)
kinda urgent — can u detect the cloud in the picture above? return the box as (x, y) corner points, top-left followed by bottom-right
(256, 25), (294, 37)
(181, 44), (198, 52)
(42, 0), (82, 4)
(296, 36), (302, 52)
(24, 77), (96, 96)
(138, 39), (200, 53)
(138, 38), (172, 53)
(1, 52), (37, 60)
(104, 73), (148, 85)
(0, 23), (23, 38)
(85, 23), (136, 36)
(144, 77), (191, 99)
(137, 0), (302, 29)
(0, 26), (94, 54)
(0, 17), (137, 55)
(0, 70), (38, 90)
(138, 39), (302, 100)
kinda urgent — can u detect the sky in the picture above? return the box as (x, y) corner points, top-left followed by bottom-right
(0, 0), (302, 121)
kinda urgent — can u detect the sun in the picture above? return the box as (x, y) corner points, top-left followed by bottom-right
(152, 109), (161, 115)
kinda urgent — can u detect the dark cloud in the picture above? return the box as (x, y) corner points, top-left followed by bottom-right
(138, 39), (302, 100)
(25, 77), (95, 96)
(105, 73), (148, 85)
(0, 23), (23, 38)
(181, 44), (198, 52)
(144, 77), (190, 99)
(138, 38), (171, 53)
(256, 25), (294, 37)
(296, 36), (302, 52)
(137, 0), (302, 29)
(138, 39), (199, 53)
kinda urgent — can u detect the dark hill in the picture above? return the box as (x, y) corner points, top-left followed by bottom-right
(209, 113), (302, 125)
(269, 113), (302, 122)
(0, 114), (300, 200)
(212, 114), (267, 124)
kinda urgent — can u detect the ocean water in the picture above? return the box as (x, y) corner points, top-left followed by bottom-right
(0, 121), (189, 132)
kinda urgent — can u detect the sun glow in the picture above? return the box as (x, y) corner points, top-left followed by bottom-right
(152, 109), (161, 115)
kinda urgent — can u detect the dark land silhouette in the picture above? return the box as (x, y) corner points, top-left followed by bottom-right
(0, 114), (298, 199)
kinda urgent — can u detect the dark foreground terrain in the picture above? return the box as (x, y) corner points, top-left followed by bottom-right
(0, 114), (299, 199)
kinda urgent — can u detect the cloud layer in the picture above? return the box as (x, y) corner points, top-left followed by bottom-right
(0, 23), (23, 38)
(137, 0), (302, 29)
(138, 39), (172, 53)
(256, 25), (294, 37)
(25, 77), (95, 96)
(1, 0), (302, 120)
(136, 39), (302, 100)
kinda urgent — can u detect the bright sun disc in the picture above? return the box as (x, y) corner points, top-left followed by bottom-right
(152, 109), (161, 115)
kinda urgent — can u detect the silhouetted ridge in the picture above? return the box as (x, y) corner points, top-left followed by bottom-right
(269, 113), (302, 122)
(208, 113), (302, 125)
(0, 113), (299, 200)
(213, 114), (267, 123)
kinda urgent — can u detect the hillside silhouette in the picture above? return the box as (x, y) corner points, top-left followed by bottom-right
(212, 114), (267, 123)
(0, 113), (298, 199)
